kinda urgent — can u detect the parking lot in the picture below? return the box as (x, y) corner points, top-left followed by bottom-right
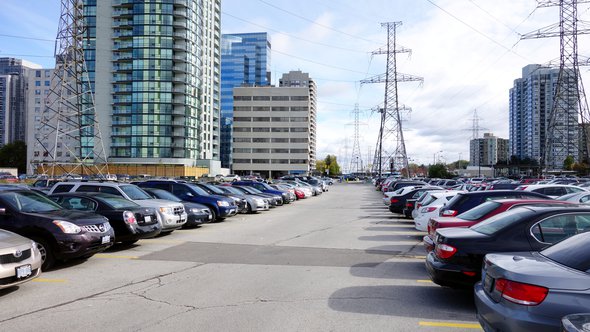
(0, 183), (480, 331)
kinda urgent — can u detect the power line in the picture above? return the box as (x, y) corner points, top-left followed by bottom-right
(256, 0), (382, 44)
(222, 11), (368, 53)
(0, 33), (54, 42)
(272, 48), (378, 75)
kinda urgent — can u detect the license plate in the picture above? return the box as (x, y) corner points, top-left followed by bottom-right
(208, 214), (212, 220)
(16, 264), (32, 279)
(144, 215), (151, 223)
(101, 235), (111, 244)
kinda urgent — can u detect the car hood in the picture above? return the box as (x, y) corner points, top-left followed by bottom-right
(486, 252), (590, 291)
(132, 198), (182, 208)
(26, 209), (108, 225)
(181, 201), (208, 210)
(0, 229), (30, 249)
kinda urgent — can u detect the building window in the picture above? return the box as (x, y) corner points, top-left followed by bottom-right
(252, 138), (270, 143)
(290, 127), (308, 132)
(271, 128), (289, 132)
(291, 117), (308, 122)
(271, 117), (289, 122)
(271, 138), (289, 143)
(291, 96), (308, 101)
(252, 96), (270, 101)
(252, 148), (270, 153)
(252, 127), (270, 132)
(233, 148), (251, 153)
(271, 96), (289, 101)
(290, 159), (308, 164)
(271, 159), (289, 164)
(234, 117), (251, 122)
(290, 138), (308, 143)
(253, 106), (270, 112)
(290, 149), (308, 153)
(233, 138), (251, 142)
(252, 159), (269, 163)
(271, 106), (289, 112)
(234, 96), (252, 101)
(252, 117), (270, 122)
(234, 159), (251, 163)
(233, 127), (251, 132)
(272, 149), (289, 153)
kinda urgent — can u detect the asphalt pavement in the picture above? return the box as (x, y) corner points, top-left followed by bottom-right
(0, 182), (481, 331)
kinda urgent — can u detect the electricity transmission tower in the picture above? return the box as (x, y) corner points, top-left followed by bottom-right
(349, 104), (363, 174)
(31, 0), (109, 177)
(361, 21), (423, 178)
(464, 110), (488, 140)
(521, 0), (590, 171)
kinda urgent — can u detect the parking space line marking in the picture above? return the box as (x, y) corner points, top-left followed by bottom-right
(419, 321), (482, 329)
(94, 254), (138, 259)
(32, 278), (67, 283)
(416, 279), (433, 283)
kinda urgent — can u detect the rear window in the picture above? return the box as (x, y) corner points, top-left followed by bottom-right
(457, 201), (501, 221)
(470, 208), (536, 235)
(542, 232), (590, 273)
(52, 184), (75, 193)
(120, 185), (152, 200)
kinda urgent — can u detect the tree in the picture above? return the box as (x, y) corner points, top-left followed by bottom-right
(315, 160), (327, 174)
(321, 155), (341, 175)
(0, 141), (26, 174)
(428, 163), (452, 179)
(563, 155), (575, 171)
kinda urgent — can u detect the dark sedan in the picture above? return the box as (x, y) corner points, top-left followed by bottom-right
(0, 189), (114, 270)
(426, 206), (590, 288)
(389, 186), (442, 214)
(141, 188), (212, 227)
(49, 193), (161, 245)
(475, 232), (590, 332)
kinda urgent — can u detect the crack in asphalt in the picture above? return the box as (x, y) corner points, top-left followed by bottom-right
(0, 263), (206, 324)
(270, 226), (334, 246)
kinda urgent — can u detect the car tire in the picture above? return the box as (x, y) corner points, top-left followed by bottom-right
(247, 203), (255, 214)
(31, 236), (55, 271)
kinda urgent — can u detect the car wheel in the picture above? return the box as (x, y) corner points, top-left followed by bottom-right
(209, 208), (224, 222)
(31, 236), (55, 271)
(247, 203), (254, 214)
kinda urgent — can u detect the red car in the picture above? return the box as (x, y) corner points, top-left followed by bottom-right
(294, 188), (305, 199)
(423, 199), (573, 252)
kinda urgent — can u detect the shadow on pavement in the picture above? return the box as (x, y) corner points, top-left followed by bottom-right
(364, 226), (419, 232)
(350, 261), (428, 280)
(328, 285), (476, 321)
(360, 234), (424, 243)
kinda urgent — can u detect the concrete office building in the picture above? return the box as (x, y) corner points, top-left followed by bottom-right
(469, 132), (509, 167)
(76, 0), (221, 176)
(232, 71), (317, 178)
(509, 64), (579, 169)
(0, 58), (41, 147)
(220, 32), (271, 170)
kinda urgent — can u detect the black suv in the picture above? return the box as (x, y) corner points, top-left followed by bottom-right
(0, 189), (114, 270)
(438, 190), (551, 217)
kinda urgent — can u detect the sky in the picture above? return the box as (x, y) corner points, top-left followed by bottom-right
(1, 0), (589, 171)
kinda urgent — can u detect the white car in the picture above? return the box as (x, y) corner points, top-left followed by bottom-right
(222, 174), (241, 182)
(413, 191), (464, 231)
(516, 184), (587, 199)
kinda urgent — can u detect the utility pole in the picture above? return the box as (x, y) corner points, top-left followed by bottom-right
(521, 0), (590, 173)
(31, 0), (109, 177)
(349, 104), (363, 175)
(361, 21), (423, 179)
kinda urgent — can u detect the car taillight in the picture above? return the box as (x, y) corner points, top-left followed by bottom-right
(390, 198), (399, 203)
(518, 186), (527, 190)
(406, 202), (414, 207)
(435, 243), (457, 259)
(441, 210), (458, 217)
(123, 211), (137, 225)
(494, 278), (548, 306)
(416, 203), (422, 209)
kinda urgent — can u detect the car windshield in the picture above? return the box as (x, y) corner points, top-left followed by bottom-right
(541, 232), (590, 272)
(120, 185), (153, 200)
(241, 186), (262, 194)
(100, 196), (139, 209)
(470, 208), (536, 235)
(202, 184), (225, 195)
(147, 189), (181, 202)
(186, 183), (210, 196)
(221, 186), (241, 195)
(556, 193), (579, 201)
(457, 201), (502, 221)
(0, 191), (62, 213)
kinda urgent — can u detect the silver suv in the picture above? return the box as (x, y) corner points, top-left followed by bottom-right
(48, 182), (187, 233)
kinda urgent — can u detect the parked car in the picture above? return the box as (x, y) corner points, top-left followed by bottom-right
(0, 189), (114, 270)
(49, 193), (162, 244)
(136, 180), (237, 221)
(388, 186), (442, 214)
(222, 174), (241, 182)
(424, 198), (573, 251)
(194, 183), (247, 213)
(516, 184), (587, 198)
(414, 191), (464, 231)
(232, 185), (282, 207)
(475, 232), (590, 332)
(232, 180), (292, 203)
(270, 184), (297, 202)
(0, 229), (42, 289)
(31, 178), (63, 193)
(214, 185), (269, 213)
(438, 190), (551, 217)
(562, 313), (590, 332)
(141, 188), (212, 227)
(49, 182), (187, 233)
(426, 205), (590, 288)
(556, 191), (590, 204)
(385, 180), (428, 193)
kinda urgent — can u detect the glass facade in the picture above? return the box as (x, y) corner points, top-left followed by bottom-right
(82, 0), (220, 164)
(220, 32), (271, 169)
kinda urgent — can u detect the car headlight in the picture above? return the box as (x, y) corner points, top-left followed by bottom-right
(159, 207), (173, 214)
(217, 201), (230, 207)
(53, 220), (82, 234)
(256, 199), (265, 205)
(190, 208), (202, 214)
